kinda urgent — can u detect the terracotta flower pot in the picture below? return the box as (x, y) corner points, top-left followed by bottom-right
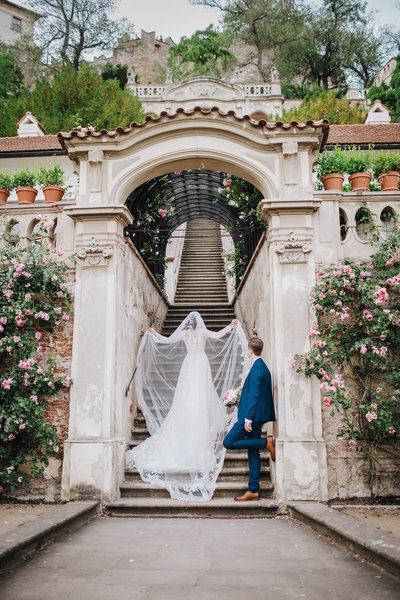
(0, 188), (10, 205)
(43, 185), (64, 203)
(348, 172), (371, 191)
(378, 171), (400, 192)
(321, 173), (344, 191)
(16, 186), (38, 205)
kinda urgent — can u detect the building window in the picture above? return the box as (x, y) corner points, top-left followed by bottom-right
(11, 16), (22, 32)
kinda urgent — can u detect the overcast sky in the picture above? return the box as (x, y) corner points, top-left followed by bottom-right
(117, 0), (398, 43)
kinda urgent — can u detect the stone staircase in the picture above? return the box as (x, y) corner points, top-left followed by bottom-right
(106, 218), (277, 517)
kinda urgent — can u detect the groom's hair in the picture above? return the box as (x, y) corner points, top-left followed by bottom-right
(248, 337), (263, 356)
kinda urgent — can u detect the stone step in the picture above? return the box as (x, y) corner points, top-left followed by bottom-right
(119, 480), (273, 499)
(124, 466), (271, 483)
(105, 497), (279, 518)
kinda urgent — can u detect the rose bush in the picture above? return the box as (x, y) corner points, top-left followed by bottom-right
(0, 215), (73, 494)
(293, 222), (400, 494)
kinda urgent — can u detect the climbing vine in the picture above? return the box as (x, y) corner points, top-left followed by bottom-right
(0, 216), (73, 494)
(293, 222), (400, 495)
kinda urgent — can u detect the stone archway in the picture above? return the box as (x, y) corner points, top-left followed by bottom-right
(59, 108), (330, 502)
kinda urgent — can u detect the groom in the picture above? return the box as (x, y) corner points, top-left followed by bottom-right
(223, 334), (276, 501)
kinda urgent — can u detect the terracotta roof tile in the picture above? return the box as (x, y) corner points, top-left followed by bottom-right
(327, 124), (400, 146)
(58, 107), (330, 146)
(0, 135), (63, 153)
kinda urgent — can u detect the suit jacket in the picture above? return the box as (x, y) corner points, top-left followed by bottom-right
(237, 358), (275, 424)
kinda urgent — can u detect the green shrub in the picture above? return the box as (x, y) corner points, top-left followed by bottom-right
(372, 151), (400, 177)
(37, 163), (65, 187)
(13, 166), (37, 188)
(0, 170), (14, 191)
(345, 147), (371, 175)
(315, 146), (347, 177)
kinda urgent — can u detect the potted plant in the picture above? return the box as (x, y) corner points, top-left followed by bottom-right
(373, 152), (400, 191)
(0, 170), (14, 205)
(345, 147), (372, 191)
(314, 146), (346, 191)
(37, 162), (66, 203)
(13, 166), (38, 204)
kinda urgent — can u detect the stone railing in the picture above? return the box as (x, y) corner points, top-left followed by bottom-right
(316, 190), (400, 259)
(239, 84), (272, 96)
(130, 83), (278, 99)
(131, 86), (166, 97)
(0, 200), (75, 255)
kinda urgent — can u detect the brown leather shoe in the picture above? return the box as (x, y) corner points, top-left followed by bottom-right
(234, 490), (261, 501)
(266, 437), (276, 462)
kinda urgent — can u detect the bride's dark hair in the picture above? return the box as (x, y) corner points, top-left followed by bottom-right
(184, 314), (197, 330)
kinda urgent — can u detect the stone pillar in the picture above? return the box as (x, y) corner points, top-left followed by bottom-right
(261, 199), (328, 502)
(61, 206), (133, 502)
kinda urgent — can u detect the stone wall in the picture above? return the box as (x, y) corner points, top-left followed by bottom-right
(323, 401), (400, 500)
(93, 30), (174, 85)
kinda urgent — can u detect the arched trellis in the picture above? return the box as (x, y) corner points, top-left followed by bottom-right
(124, 169), (264, 285)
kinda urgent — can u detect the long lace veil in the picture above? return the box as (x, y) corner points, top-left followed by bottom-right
(128, 311), (250, 501)
(135, 312), (249, 434)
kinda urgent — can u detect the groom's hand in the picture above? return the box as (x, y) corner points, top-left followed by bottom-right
(244, 420), (252, 432)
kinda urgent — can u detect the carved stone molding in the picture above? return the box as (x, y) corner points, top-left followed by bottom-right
(88, 150), (104, 164)
(77, 236), (113, 267)
(274, 232), (312, 263)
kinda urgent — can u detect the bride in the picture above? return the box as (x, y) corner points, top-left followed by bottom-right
(125, 312), (249, 501)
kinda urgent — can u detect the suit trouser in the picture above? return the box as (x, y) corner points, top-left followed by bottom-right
(223, 421), (266, 492)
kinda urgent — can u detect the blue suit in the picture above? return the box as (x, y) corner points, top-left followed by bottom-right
(223, 357), (275, 493)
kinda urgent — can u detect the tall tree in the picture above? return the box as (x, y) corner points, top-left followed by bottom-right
(167, 25), (235, 80)
(193, 0), (391, 90)
(286, 0), (393, 89)
(191, 0), (307, 81)
(0, 64), (144, 136)
(0, 44), (24, 100)
(25, 0), (134, 70)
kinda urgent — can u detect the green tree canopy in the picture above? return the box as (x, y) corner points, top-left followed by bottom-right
(368, 57), (400, 122)
(167, 25), (235, 80)
(284, 89), (365, 124)
(192, 0), (392, 90)
(0, 44), (24, 100)
(101, 63), (128, 89)
(191, 0), (306, 82)
(0, 64), (144, 136)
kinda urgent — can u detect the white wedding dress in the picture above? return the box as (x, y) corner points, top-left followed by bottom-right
(125, 312), (249, 501)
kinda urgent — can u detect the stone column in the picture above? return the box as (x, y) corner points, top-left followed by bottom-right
(261, 199), (328, 502)
(61, 206), (133, 502)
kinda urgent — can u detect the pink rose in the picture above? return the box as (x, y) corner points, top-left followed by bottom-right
(366, 412), (377, 423)
(35, 332), (42, 340)
(1, 378), (12, 390)
(158, 209), (167, 218)
(360, 344), (367, 355)
(374, 287), (389, 305)
(8, 434), (15, 441)
(322, 396), (332, 407)
(348, 439), (356, 447)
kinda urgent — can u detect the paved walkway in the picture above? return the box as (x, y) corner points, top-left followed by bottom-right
(1, 516), (399, 600)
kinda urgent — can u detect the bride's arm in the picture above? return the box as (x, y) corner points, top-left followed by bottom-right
(206, 319), (239, 339)
(147, 328), (184, 344)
